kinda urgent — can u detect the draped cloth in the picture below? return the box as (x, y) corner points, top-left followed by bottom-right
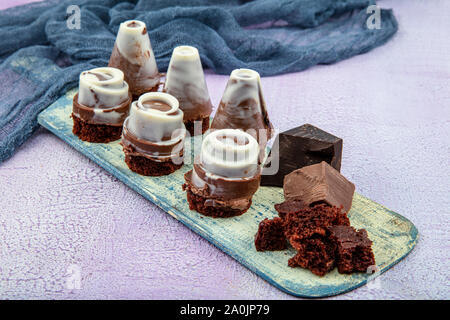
(0, 0), (397, 162)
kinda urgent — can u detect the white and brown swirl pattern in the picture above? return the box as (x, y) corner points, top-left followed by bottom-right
(122, 92), (186, 161)
(73, 67), (131, 125)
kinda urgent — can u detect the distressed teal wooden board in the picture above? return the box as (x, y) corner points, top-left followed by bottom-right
(37, 88), (418, 298)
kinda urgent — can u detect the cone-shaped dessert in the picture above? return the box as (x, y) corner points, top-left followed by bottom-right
(72, 67), (132, 143)
(183, 129), (261, 217)
(108, 20), (160, 98)
(121, 92), (186, 176)
(163, 46), (212, 136)
(211, 68), (274, 146)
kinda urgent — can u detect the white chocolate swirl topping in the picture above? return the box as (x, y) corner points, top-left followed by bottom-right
(200, 129), (259, 178)
(163, 46), (211, 120)
(126, 92), (184, 143)
(78, 67), (129, 109)
(114, 20), (159, 88)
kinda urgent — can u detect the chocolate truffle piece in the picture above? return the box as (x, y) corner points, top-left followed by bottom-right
(328, 225), (376, 274)
(108, 20), (160, 98)
(288, 237), (336, 276)
(211, 69), (273, 148)
(261, 124), (342, 187)
(183, 129), (261, 218)
(121, 92), (186, 176)
(283, 161), (355, 213)
(164, 46), (212, 136)
(254, 217), (287, 251)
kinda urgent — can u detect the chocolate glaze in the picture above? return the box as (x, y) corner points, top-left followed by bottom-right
(72, 93), (131, 126)
(121, 121), (184, 162)
(211, 76), (273, 144)
(184, 162), (261, 209)
(108, 44), (160, 97)
(141, 100), (172, 112)
(163, 63), (212, 122)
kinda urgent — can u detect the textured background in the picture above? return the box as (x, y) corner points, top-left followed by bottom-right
(0, 0), (449, 299)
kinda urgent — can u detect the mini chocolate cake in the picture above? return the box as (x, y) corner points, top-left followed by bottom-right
(183, 129), (261, 218)
(211, 69), (273, 150)
(108, 20), (160, 98)
(328, 225), (375, 274)
(164, 46), (212, 136)
(254, 217), (287, 251)
(72, 67), (131, 143)
(121, 92), (186, 176)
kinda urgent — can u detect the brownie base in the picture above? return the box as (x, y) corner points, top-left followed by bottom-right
(184, 117), (210, 136)
(124, 154), (182, 176)
(184, 189), (250, 218)
(72, 114), (122, 143)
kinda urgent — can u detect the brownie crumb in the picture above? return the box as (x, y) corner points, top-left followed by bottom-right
(283, 204), (350, 247)
(255, 203), (375, 276)
(255, 217), (287, 251)
(288, 237), (336, 276)
(328, 225), (375, 274)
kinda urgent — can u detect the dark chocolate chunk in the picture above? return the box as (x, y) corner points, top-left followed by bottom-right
(283, 161), (355, 213)
(328, 225), (376, 274)
(261, 124), (342, 187)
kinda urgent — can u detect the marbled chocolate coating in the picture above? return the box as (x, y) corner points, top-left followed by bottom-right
(164, 46), (212, 121)
(211, 69), (273, 146)
(108, 20), (160, 96)
(74, 67), (131, 125)
(122, 92), (186, 161)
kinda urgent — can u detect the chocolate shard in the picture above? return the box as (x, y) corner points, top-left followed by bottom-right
(274, 200), (307, 219)
(283, 161), (355, 213)
(261, 124), (342, 187)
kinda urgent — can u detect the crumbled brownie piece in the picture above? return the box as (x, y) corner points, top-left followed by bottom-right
(274, 200), (306, 219)
(288, 237), (336, 276)
(255, 203), (374, 276)
(283, 204), (349, 248)
(328, 225), (375, 274)
(255, 217), (287, 251)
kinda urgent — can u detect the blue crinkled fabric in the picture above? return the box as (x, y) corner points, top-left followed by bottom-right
(0, 0), (397, 162)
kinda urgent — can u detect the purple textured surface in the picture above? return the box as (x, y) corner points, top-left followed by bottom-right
(0, 0), (449, 299)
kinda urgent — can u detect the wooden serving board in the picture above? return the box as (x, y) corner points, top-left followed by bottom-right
(37, 89), (418, 298)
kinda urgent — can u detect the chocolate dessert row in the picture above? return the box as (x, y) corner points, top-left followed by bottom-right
(70, 19), (376, 276)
